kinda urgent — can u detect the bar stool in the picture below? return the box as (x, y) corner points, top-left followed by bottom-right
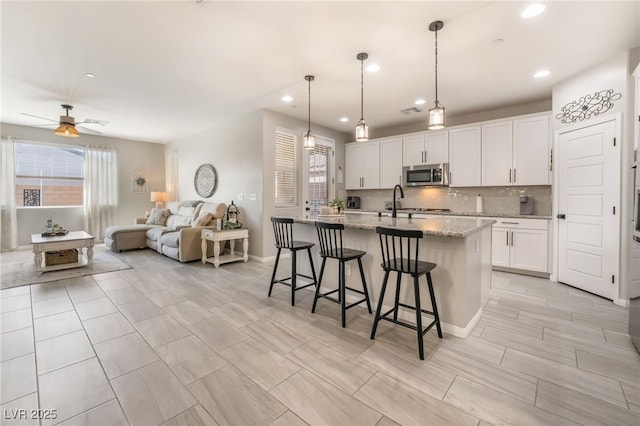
(370, 226), (442, 360)
(312, 221), (372, 327)
(268, 217), (317, 306)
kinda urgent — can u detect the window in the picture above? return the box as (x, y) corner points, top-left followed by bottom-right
(15, 143), (84, 207)
(275, 130), (298, 207)
(305, 141), (332, 216)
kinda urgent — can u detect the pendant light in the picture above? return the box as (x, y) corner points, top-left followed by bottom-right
(355, 52), (369, 141)
(428, 20), (445, 130)
(303, 75), (315, 150)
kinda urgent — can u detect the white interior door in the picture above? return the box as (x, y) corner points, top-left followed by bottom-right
(557, 119), (619, 299)
(302, 137), (334, 218)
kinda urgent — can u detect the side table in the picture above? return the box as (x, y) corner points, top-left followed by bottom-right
(135, 216), (147, 224)
(201, 228), (249, 268)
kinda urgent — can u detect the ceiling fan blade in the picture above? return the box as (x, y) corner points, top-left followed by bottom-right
(20, 112), (58, 123)
(32, 123), (57, 128)
(77, 118), (108, 126)
(77, 125), (102, 135)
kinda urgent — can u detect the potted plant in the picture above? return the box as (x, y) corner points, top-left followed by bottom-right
(135, 176), (146, 187)
(328, 198), (345, 215)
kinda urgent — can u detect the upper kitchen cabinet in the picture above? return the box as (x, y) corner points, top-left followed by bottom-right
(402, 131), (449, 167)
(449, 126), (481, 187)
(380, 137), (403, 188)
(482, 114), (551, 186)
(345, 140), (380, 190)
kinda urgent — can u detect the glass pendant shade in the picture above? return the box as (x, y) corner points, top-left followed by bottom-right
(355, 119), (369, 141)
(428, 102), (445, 130)
(54, 123), (80, 137)
(303, 131), (315, 149)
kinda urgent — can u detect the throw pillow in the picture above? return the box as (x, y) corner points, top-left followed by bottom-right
(146, 208), (169, 225)
(178, 206), (196, 219)
(192, 212), (213, 226)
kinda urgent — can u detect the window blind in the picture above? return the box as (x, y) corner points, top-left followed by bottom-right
(275, 130), (298, 207)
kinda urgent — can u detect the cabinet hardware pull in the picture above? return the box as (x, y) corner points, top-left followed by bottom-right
(424, 150), (427, 162)
(513, 168), (517, 182)
(506, 231), (509, 246)
(511, 231), (514, 246)
(509, 168), (512, 183)
(502, 221), (519, 225)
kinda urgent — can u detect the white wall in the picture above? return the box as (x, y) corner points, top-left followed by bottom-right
(2, 123), (166, 245)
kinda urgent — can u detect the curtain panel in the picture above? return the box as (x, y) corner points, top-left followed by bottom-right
(0, 139), (18, 250)
(84, 146), (118, 241)
(165, 148), (179, 202)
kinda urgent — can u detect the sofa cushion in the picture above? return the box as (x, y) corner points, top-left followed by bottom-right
(192, 212), (213, 226)
(160, 231), (180, 248)
(145, 227), (167, 242)
(146, 208), (169, 225)
(199, 202), (226, 220)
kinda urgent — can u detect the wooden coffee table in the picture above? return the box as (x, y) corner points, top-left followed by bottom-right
(31, 231), (95, 272)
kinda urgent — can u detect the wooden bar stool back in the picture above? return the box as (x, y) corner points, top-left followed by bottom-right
(268, 217), (317, 306)
(312, 221), (372, 327)
(371, 226), (443, 359)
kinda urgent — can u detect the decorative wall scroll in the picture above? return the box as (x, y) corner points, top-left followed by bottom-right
(555, 89), (622, 124)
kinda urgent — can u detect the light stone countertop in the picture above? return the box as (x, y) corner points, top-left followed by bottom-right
(294, 213), (496, 239)
(344, 209), (552, 220)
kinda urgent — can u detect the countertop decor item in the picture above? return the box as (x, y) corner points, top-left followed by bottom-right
(223, 201), (242, 229)
(194, 163), (217, 198)
(328, 198), (345, 214)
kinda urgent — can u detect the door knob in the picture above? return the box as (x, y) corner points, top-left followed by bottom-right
(557, 214), (566, 219)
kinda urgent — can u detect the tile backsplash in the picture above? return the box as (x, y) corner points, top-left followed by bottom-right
(347, 186), (552, 216)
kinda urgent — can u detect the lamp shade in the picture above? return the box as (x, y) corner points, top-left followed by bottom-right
(150, 191), (166, 209)
(54, 123), (80, 137)
(428, 102), (445, 130)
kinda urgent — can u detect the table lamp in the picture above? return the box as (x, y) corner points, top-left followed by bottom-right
(151, 192), (166, 209)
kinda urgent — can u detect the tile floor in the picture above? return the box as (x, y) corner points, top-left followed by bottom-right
(1, 246), (639, 425)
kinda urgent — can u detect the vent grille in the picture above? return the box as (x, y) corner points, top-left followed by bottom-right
(400, 106), (424, 115)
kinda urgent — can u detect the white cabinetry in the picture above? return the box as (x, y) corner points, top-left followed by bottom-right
(380, 137), (403, 188)
(403, 131), (448, 166)
(482, 121), (513, 186)
(449, 126), (481, 187)
(345, 140), (380, 190)
(491, 217), (549, 273)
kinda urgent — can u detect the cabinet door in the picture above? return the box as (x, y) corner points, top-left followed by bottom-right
(482, 121), (513, 186)
(425, 131), (449, 164)
(361, 140), (381, 189)
(402, 133), (426, 166)
(510, 228), (548, 272)
(345, 143), (364, 189)
(513, 115), (551, 185)
(449, 126), (481, 187)
(380, 137), (403, 188)
(491, 227), (510, 268)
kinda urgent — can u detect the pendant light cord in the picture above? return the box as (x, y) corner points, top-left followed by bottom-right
(360, 57), (365, 120)
(434, 28), (439, 103)
(307, 78), (311, 132)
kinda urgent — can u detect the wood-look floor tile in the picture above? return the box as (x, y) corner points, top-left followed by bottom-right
(145, 288), (187, 308)
(35, 330), (94, 374)
(498, 297), (572, 320)
(298, 318), (374, 359)
(242, 318), (310, 355)
(444, 376), (579, 425)
(622, 381), (640, 413)
(1, 308), (32, 334)
(258, 304), (317, 331)
(33, 310), (82, 342)
(287, 340), (376, 394)
(535, 380), (638, 425)
(477, 314), (543, 339)
(188, 316), (249, 352)
(576, 349), (640, 385)
(55, 399), (129, 426)
(603, 329), (636, 349)
(188, 365), (286, 426)
(65, 280), (105, 304)
(32, 295), (74, 319)
(160, 404), (218, 426)
(491, 288), (548, 307)
(0, 353), (37, 404)
(0, 392), (39, 426)
(572, 311), (628, 333)
(210, 301), (264, 328)
(165, 300), (213, 325)
(156, 335), (227, 385)
(38, 357), (114, 426)
(0, 294), (31, 313)
(220, 338), (300, 390)
(270, 411), (308, 426)
(428, 346), (537, 404)
(94, 333), (159, 379)
(111, 361), (197, 426)
(543, 328), (640, 365)
(481, 301), (519, 320)
(118, 298), (164, 323)
(1, 327), (33, 363)
(270, 369), (381, 426)
(105, 287), (146, 305)
(518, 311), (606, 341)
(356, 373), (478, 425)
(481, 326), (576, 366)
(82, 312), (135, 344)
(73, 297), (118, 321)
(441, 334), (505, 365)
(134, 314), (191, 348)
(358, 343), (455, 401)
(94, 276), (131, 292)
(501, 348), (628, 408)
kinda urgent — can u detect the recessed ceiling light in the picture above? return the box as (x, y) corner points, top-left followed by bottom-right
(522, 3), (545, 19)
(339, 117), (349, 123)
(534, 69), (550, 78)
(281, 95), (293, 102)
(414, 99), (426, 105)
(366, 63), (380, 73)
(85, 72), (95, 78)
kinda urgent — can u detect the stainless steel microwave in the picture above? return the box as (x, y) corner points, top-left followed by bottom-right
(403, 163), (449, 187)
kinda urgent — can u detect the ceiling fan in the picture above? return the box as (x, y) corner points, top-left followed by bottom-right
(21, 104), (108, 137)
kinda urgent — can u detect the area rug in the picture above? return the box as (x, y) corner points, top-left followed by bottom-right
(0, 246), (132, 290)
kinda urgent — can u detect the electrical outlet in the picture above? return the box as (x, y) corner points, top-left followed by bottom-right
(238, 194), (244, 200)
(250, 193), (257, 201)
(345, 264), (351, 276)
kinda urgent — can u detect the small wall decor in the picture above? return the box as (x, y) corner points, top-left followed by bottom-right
(555, 89), (622, 124)
(194, 163), (218, 198)
(132, 169), (149, 193)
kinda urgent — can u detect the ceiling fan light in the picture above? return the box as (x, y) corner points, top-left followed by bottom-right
(54, 123), (80, 137)
(428, 102), (445, 130)
(355, 119), (369, 141)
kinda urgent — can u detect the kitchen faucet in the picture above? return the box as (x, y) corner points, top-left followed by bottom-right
(392, 184), (404, 218)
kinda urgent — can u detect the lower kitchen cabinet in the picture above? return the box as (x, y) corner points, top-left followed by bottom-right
(491, 217), (549, 274)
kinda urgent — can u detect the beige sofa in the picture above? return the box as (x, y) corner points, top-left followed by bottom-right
(104, 200), (226, 262)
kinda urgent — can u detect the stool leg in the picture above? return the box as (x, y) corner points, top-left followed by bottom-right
(414, 276), (425, 360)
(370, 270), (390, 339)
(393, 271), (402, 321)
(307, 248), (318, 288)
(312, 257), (327, 313)
(340, 260), (346, 327)
(427, 272), (443, 338)
(268, 248), (281, 297)
(357, 258), (372, 314)
(291, 250), (297, 306)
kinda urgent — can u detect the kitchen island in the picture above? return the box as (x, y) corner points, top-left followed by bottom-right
(291, 213), (495, 338)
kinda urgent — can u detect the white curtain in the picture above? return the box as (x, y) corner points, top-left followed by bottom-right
(165, 148), (179, 202)
(84, 146), (118, 241)
(0, 138), (18, 250)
